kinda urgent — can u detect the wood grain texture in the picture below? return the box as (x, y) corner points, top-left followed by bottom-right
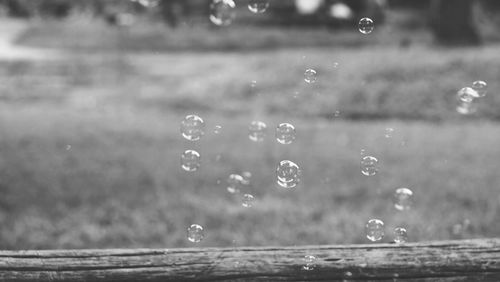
(0, 238), (499, 281)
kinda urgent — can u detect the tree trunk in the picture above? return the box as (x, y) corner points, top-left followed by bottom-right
(430, 0), (481, 45)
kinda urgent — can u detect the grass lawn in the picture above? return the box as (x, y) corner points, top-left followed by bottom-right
(1, 19), (499, 249)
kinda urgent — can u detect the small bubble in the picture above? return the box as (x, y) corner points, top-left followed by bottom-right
(248, 121), (267, 142)
(360, 149), (366, 156)
(241, 193), (255, 207)
(472, 80), (487, 97)
(304, 68), (317, 83)
(361, 155), (378, 176)
(302, 255), (316, 271)
(358, 17), (374, 34)
(276, 123), (296, 145)
(366, 219), (384, 242)
(250, 80), (257, 87)
(214, 153), (222, 162)
(332, 62), (339, 69)
(333, 110), (341, 117)
(276, 160), (301, 189)
(181, 150), (201, 172)
(394, 227), (408, 243)
(65, 145), (71, 151)
(457, 87), (479, 103)
(393, 187), (413, 211)
(227, 174), (244, 194)
(456, 100), (477, 115)
(248, 0), (269, 13)
(214, 125), (222, 134)
(344, 271), (353, 278)
(181, 115), (205, 141)
(384, 127), (394, 138)
(241, 171), (252, 185)
(187, 224), (204, 243)
(209, 0), (236, 26)
(132, 0), (160, 8)
(216, 179), (221, 185)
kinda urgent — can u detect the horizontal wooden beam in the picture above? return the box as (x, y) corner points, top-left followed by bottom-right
(0, 238), (499, 281)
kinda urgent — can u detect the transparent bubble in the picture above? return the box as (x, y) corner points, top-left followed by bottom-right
(304, 68), (317, 83)
(394, 227), (408, 243)
(181, 115), (205, 141)
(241, 171), (252, 185)
(276, 123), (296, 145)
(276, 160), (301, 189)
(457, 87), (479, 103)
(393, 187), (413, 211)
(472, 80), (487, 97)
(384, 127), (394, 138)
(209, 0), (236, 26)
(248, 121), (267, 142)
(214, 125), (222, 134)
(361, 155), (378, 176)
(187, 224), (204, 243)
(241, 193), (255, 207)
(134, 0), (160, 8)
(302, 255), (316, 271)
(181, 150), (201, 172)
(358, 17), (374, 34)
(248, 0), (269, 13)
(456, 100), (477, 115)
(227, 174), (244, 194)
(366, 219), (384, 242)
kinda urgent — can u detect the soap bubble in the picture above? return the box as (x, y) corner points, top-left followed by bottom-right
(227, 174), (244, 194)
(276, 160), (301, 189)
(248, 0), (269, 13)
(248, 121), (267, 142)
(456, 100), (477, 115)
(472, 80), (487, 97)
(210, 0), (236, 26)
(187, 224), (204, 243)
(361, 155), (378, 176)
(394, 227), (408, 243)
(302, 255), (316, 271)
(393, 187), (413, 211)
(276, 123), (296, 145)
(358, 17), (374, 34)
(181, 150), (201, 172)
(241, 193), (255, 207)
(181, 115), (205, 141)
(366, 219), (384, 242)
(304, 68), (317, 83)
(457, 87), (479, 103)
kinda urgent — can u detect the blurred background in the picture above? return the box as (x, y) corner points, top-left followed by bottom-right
(0, 0), (499, 249)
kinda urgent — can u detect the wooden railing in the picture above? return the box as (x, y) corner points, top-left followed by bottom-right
(0, 238), (499, 281)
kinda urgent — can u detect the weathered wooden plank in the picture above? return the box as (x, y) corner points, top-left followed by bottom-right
(0, 238), (499, 281)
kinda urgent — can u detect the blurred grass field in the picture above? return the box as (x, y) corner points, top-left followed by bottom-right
(0, 17), (499, 249)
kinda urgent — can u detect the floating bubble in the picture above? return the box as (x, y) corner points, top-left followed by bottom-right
(181, 150), (201, 172)
(302, 255), (316, 271)
(248, 121), (267, 142)
(241, 171), (252, 185)
(361, 155), (378, 176)
(457, 87), (479, 103)
(366, 219), (384, 242)
(209, 0), (236, 26)
(241, 193), (255, 207)
(394, 227), (408, 243)
(248, 0), (269, 13)
(276, 123), (296, 145)
(276, 160), (301, 189)
(472, 80), (487, 97)
(181, 115), (205, 141)
(133, 0), (160, 8)
(358, 17), (374, 34)
(384, 127), (394, 138)
(393, 187), (413, 211)
(304, 68), (317, 83)
(227, 174), (244, 194)
(456, 100), (477, 115)
(214, 125), (222, 134)
(187, 224), (204, 243)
